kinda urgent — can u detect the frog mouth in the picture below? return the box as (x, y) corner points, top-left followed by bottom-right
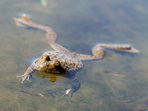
(54, 63), (66, 73)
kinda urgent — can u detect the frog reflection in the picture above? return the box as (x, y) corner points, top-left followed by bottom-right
(37, 71), (79, 97)
(40, 72), (57, 83)
(37, 70), (66, 83)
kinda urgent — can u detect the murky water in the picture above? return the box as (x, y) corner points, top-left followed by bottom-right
(0, 0), (148, 111)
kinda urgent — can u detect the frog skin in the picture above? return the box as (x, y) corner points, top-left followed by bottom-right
(14, 14), (139, 97)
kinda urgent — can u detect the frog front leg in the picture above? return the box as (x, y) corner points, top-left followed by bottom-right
(17, 64), (35, 83)
(64, 76), (80, 97)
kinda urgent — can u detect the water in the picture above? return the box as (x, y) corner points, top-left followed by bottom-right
(0, 0), (148, 111)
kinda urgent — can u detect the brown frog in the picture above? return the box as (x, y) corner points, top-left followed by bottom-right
(14, 14), (139, 97)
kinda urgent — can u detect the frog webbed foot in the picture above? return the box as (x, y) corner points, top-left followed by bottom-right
(17, 74), (32, 83)
(63, 88), (73, 97)
(63, 77), (80, 97)
(17, 65), (34, 83)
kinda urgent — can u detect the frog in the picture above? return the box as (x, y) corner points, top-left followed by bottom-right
(14, 14), (139, 97)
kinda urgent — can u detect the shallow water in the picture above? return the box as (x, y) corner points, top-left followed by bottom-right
(0, 0), (148, 111)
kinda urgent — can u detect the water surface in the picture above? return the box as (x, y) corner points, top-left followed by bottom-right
(0, 0), (147, 111)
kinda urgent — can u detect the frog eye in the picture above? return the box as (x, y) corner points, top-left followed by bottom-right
(46, 56), (50, 61)
(54, 61), (60, 66)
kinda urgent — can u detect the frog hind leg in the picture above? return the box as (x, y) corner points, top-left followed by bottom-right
(14, 14), (72, 55)
(94, 43), (140, 53)
(76, 43), (139, 61)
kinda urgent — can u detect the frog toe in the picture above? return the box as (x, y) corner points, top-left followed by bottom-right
(17, 74), (32, 83)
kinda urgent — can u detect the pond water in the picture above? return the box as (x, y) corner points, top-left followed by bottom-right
(0, 0), (148, 111)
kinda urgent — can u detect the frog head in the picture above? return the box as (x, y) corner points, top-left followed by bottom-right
(34, 53), (66, 74)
